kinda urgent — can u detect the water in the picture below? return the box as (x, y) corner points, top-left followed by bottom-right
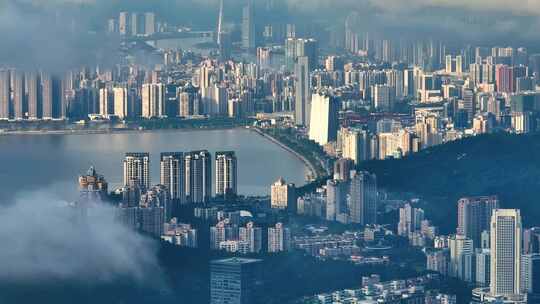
(0, 128), (308, 203)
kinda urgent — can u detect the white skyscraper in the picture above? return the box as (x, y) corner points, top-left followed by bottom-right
(215, 151), (237, 199)
(123, 153), (150, 190)
(340, 127), (370, 164)
(142, 83), (165, 118)
(99, 88), (112, 116)
(268, 222), (291, 253)
(490, 209), (522, 297)
(160, 152), (186, 203)
(295, 56), (310, 126)
(0, 70), (9, 120)
(308, 93), (339, 146)
(113, 87), (128, 119)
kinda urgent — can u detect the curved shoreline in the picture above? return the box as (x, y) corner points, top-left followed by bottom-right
(0, 125), (318, 185)
(247, 127), (319, 181)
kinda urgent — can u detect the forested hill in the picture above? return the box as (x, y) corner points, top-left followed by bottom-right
(359, 133), (540, 233)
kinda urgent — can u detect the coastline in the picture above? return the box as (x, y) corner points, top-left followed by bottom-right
(247, 127), (319, 181)
(0, 124), (245, 137)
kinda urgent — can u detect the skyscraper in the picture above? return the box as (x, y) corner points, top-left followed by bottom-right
(78, 166), (109, 203)
(26, 72), (40, 120)
(308, 92), (339, 146)
(185, 150), (212, 204)
(41, 73), (53, 119)
(397, 203), (425, 237)
(178, 84), (201, 117)
(270, 177), (296, 211)
(373, 84), (396, 112)
(333, 158), (354, 181)
(123, 153), (150, 190)
(160, 152), (185, 204)
(142, 83), (165, 118)
(144, 12), (156, 36)
(210, 257), (262, 304)
(339, 128), (370, 164)
(268, 222), (291, 253)
(449, 234), (474, 280)
(490, 209), (522, 297)
(349, 171), (378, 225)
(119, 12), (130, 36)
(113, 87), (128, 119)
(523, 227), (540, 254)
(99, 88), (113, 116)
(0, 70), (9, 120)
(215, 151), (237, 199)
(295, 56), (310, 126)
(13, 71), (24, 120)
(457, 196), (499, 249)
(242, 0), (255, 50)
(239, 222), (262, 253)
(521, 254), (540, 297)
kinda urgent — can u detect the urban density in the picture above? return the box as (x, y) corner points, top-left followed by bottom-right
(2, 1), (540, 304)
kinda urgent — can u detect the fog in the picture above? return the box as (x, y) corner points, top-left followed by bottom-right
(2, 0), (540, 70)
(0, 0), (118, 72)
(0, 190), (162, 284)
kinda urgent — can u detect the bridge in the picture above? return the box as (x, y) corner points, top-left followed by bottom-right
(126, 31), (214, 43)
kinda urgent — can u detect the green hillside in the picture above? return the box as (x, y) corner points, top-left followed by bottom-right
(359, 133), (540, 233)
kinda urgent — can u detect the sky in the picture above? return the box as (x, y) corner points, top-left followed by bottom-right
(2, 0), (540, 71)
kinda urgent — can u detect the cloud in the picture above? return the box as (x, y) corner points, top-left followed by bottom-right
(0, 190), (162, 284)
(0, 0), (118, 72)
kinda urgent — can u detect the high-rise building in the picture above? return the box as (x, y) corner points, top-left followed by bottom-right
(373, 84), (396, 112)
(295, 56), (310, 126)
(185, 150), (212, 204)
(521, 254), (540, 296)
(215, 151), (237, 199)
(449, 234), (474, 280)
(268, 222), (291, 253)
(239, 222), (262, 253)
(457, 196), (499, 249)
(113, 87), (128, 119)
(286, 38), (318, 72)
(490, 209), (522, 297)
(326, 179), (348, 221)
(13, 71), (24, 120)
(333, 158), (354, 181)
(26, 72), (40, 119)
(0, 70), (9, 120)
(308, 93), (339, 145)
(41, 73), (53, 119)
(144, 12), (156, 36)
(99, 88), (113, 116)
(476, 249), (491, 287)
(139, 185), (168, 236)
(119, 12), (130, 36)
(123, 153), (150, 190)
(78, 166), (109, 203)
(178, 84), (201, 117)
(398, 203), (425, 237)
(426, 249), (450, 276)
(339, 127), (370, 164)
(210, 257), (262, 304)
(160, 152), (185, 204)
(523, 227), (540, 254)
(496, 64), (514, 93)
(241, 0), (256, 50)
(270, 177), (296, 211)
(349, 171), (377, 225)
(142, 83), (165, 118)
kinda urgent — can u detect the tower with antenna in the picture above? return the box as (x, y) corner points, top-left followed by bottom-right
(217, 0), (224, 46)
